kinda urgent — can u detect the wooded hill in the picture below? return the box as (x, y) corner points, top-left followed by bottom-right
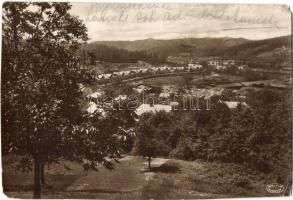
(86, 35), (291, 63)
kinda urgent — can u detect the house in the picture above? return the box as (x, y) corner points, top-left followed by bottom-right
(86, 102), (106, 116)
(103, 73), (112, 79)
(222, 101), (248, 109)
(223, 60), (236, 66)
(135, 104), (172, 116)
(129, 70), (137, 75)
(159, 66), (167, 71)
(174, 67), (184, 71)
(216, 65), (227, 70)
(113, 71), (125, 76)
(87, 102), (97, 114)
(87, 91), (103, 99)
(159, 92), (170, 98)
(191, 88), (224, 99)
(208, 60), (222, 66)
(141, 68), (148, 73)
(97, 74), (104, 79)
(115, 95), (128, 101)
(151, 67), (160, 71)
(118, 71), (126, 76)
(111, 73), (118, 78)
(123, 71), (131, 76)
(133, 85), (151, 93)
(238, 65), (248, 70)
(188, 63), (203, 70)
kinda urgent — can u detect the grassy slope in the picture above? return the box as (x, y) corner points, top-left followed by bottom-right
(3, 155), (282, 199)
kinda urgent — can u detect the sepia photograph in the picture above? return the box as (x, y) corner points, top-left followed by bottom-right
(1, 1), (292, 199)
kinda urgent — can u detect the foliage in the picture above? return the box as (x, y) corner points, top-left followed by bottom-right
(134, 112), (174, 169)
(133, 88), (291, 185)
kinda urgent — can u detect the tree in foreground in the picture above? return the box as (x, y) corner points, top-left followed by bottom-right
(1, 2), (122, 198)
(134, 112), (172, 170)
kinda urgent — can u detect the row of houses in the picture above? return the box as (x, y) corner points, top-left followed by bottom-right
(215, 64), (248, 71)
(95, 64), (203, 80)
(208, 59), (236, 66)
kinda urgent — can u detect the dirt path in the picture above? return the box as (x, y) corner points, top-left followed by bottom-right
(66, 156), (169, 193)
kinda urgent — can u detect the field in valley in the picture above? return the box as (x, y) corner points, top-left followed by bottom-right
(128, 73), (246, 89)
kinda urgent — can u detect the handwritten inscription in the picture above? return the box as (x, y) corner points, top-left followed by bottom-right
(85, 3), (279, 28)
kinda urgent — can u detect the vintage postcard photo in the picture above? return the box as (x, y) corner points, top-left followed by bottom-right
(1, 1), (292, 199)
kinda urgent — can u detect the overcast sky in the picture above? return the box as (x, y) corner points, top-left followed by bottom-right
(69, 3), (291, 41)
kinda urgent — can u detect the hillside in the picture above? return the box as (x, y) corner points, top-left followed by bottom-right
(88, 35), (291, 61)
(222, 36), (291, 60)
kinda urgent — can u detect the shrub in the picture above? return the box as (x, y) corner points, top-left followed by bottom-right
(170, 138), (205, 160)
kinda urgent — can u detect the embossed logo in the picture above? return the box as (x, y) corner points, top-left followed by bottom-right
(266, 183), (285, 194)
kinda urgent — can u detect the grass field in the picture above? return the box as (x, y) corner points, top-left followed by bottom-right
(2, 155), (281, 199)
(131, 73), (246, 89)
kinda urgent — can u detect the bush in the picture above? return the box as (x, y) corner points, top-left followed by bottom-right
(170, 138), (205, 160)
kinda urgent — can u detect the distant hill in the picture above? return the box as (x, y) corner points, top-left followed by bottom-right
(87, 35), (291, 63)
(222, 36), (291, 60)
(88, 37), (249, 57)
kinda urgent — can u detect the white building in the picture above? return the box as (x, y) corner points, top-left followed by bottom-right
(238, 65), (248, 70)
(141, 69), (148, 73)
(208, 60), (222, 66)
(103, 73), (112, 79)
(133, 85), (151, 93)
(191, 88), (224, 99)
(159, 92), (170, 98)
(188, 64), (203, 70)
(216, 65), (227, 70)
(115, 95), (128, 101)
(135, 104), (172, 116)
(86, 102), (106, 116)
(223, 101), (248, 109)
(87, 91), (103, 99)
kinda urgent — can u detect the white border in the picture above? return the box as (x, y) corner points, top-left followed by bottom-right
(0, 0), (292, 200)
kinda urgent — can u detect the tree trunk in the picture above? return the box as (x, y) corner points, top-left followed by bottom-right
(33, 158), (42, 199)
(148, 156), (151, 171)
(41, 163), (45, 186)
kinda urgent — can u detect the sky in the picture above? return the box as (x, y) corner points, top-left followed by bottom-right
(69, 3), (291, 41)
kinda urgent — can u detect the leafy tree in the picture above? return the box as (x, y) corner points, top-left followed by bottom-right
(229, 104), (254, 163)
(134, 113), (158, 170)
(87, 51), (97, 65)
(1, 3), (122, 198)
(246, 89), (291, 175)
(200, 60), (208, 80)
(134, 112), (172, 170)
